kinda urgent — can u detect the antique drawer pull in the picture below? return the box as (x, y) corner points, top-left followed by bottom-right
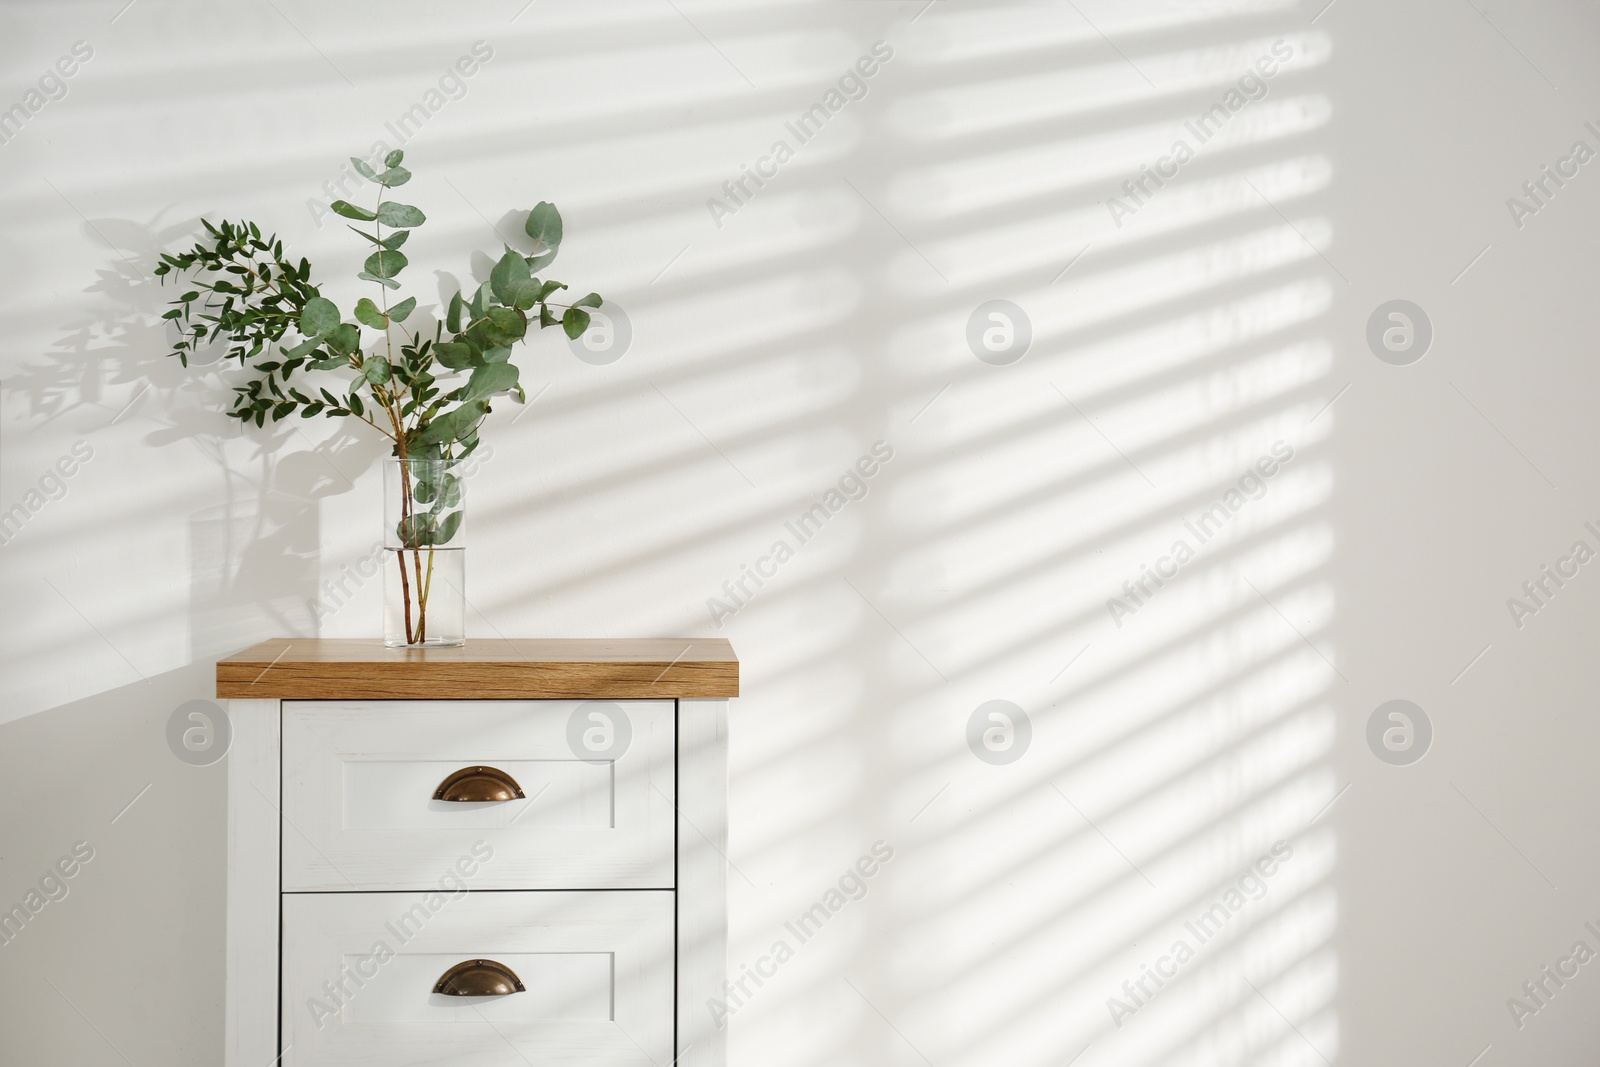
(433, 958), (526, 997)
(433, 765), (525, 803)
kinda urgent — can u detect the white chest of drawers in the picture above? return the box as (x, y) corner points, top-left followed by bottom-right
(217, 638), (736, 1067)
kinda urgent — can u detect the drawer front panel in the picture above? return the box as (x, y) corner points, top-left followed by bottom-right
(283, 890), (674, 1067)
(282, 700), (674, 891)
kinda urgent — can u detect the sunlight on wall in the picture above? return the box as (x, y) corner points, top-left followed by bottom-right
(873, 3), (1340, 1066)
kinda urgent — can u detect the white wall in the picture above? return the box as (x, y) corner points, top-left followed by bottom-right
(4, 0), (1600, 1063)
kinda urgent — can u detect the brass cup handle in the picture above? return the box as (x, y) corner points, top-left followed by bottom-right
(433, 959), (526, 997)
(433, 765), (525, 803)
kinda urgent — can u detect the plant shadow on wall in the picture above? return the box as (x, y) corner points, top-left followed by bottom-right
(6, 208), (379, 661)
(12, 149), (605, 655)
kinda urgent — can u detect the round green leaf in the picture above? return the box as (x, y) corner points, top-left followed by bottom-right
(525, 201), (563, 251)
(375, 202), (426, 228)
(353, 297), (388, 330)
(326, 323), (361, 354)
(299, 297), (340, 337)
(363, 249), (408, 280)
(562, 307), (591, 339)
(490, 248), (532, 305)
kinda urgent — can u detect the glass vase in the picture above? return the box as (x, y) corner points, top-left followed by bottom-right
(383, 457), (466, 647)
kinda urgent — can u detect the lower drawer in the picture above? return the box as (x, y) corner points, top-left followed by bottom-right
(282, 890), (674, 1067)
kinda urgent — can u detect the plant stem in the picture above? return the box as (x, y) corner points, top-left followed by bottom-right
(417, 544), (435, 643)
(411, 529), (427, 641)
(395, 542), (415, 644)
(394, 421), (419, 644)
(415, 551), (425, 643)
(396, 455), (429, 645)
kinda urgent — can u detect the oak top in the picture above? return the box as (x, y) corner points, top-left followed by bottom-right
(216, 638), (739, 700)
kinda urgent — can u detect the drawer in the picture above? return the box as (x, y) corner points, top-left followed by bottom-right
(281, 700), (675, 891)
(282, 890), (674, 1067)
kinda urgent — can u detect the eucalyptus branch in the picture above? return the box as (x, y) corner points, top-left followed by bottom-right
(155, 147), (605, 555)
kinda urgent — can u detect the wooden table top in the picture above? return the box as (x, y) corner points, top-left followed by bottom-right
(215, 638), (739, 700)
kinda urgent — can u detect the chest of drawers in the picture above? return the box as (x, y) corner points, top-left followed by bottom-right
(216, 638), (736, 1067)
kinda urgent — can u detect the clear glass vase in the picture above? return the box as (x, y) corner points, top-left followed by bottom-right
(383, 457), (466, 647)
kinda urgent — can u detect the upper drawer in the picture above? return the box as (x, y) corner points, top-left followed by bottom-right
(281, 700), (674, 892)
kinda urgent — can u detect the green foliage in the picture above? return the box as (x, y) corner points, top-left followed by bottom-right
(154, 220), (319, 371)
(155, 148), (606, 480)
